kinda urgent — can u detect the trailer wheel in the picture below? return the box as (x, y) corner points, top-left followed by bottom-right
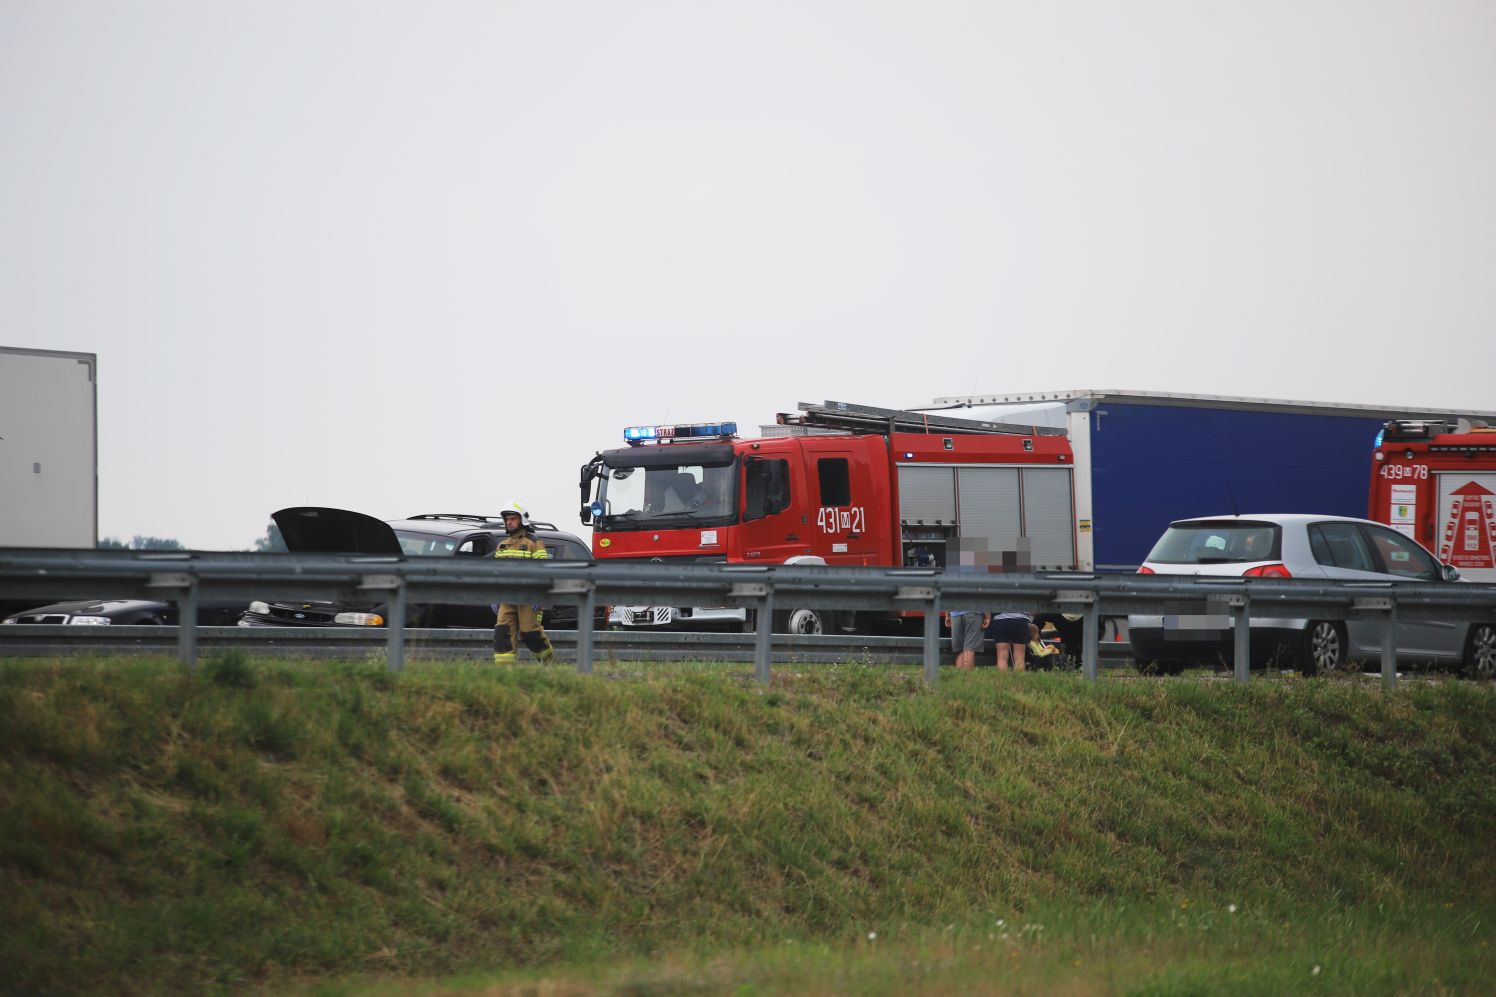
(1463, 624), (1496, 680)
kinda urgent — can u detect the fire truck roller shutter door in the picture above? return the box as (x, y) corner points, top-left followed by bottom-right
(1021, 467), (1077, 570)
(898, 467), (957, 524)
(956, 468), (1021, 569)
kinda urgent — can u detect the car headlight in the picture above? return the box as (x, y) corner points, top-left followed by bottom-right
(67, 616), (112, 626)
(248, 601), (270, 615)
(334, 612), (384, 626)
(1, 617), (16, 625)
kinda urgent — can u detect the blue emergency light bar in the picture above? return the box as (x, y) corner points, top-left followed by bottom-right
(623, 420), (738, 444)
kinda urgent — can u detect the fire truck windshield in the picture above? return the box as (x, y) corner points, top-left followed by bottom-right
(596, 460), (738, 530)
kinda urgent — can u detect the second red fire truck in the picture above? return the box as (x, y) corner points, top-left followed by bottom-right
(1370, 419), (1496, 583)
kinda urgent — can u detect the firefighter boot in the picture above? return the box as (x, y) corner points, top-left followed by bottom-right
(521, 629), (556, 664)
(493, 624), (518, 665)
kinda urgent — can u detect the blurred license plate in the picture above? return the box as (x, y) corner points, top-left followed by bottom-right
(1164, 614), (1230, 630)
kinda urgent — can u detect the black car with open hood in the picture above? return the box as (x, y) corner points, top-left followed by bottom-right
(238, 507), (600, 629)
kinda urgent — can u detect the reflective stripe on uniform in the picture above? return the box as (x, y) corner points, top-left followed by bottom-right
(494, 534), (549, 559)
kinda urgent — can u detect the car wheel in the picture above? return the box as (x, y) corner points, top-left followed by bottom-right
(1299, 621), (1345, 676)
(1463, 624), (1496, 680)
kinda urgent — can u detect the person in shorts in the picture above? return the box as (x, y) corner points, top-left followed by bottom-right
(990, 610), (1031, 671)
(944, 608), (990, 670)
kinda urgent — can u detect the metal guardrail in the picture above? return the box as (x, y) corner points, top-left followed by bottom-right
(0, 624), (1135, 666)
(3, 547), (1494, 688)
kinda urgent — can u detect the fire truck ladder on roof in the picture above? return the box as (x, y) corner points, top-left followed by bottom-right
(779, 400), (1068, 437)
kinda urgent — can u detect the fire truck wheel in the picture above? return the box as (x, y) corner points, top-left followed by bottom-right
(779, 608), (825, 636)
(1299, 620), (1345, 676)
(1463, 624), (1496, 680)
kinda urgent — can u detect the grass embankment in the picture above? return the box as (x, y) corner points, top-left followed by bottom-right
(1, 656), (1493, 994)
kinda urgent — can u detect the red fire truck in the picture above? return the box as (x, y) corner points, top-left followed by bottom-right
(1371, 419), (1496, 583)
(579, 400), (1079, 634)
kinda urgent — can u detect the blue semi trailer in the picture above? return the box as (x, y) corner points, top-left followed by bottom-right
(925, 391), (1494, 573)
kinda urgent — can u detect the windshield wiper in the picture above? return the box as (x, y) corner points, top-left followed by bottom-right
(602, 511), (651, 525)
(601, 511), (699, 529)
(642, 513), (702, 528)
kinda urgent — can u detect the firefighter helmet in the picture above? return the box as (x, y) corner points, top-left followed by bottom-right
(500, 500), (531, 528)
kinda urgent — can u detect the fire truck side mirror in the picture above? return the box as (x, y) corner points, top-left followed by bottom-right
(579, 461), (601, 525)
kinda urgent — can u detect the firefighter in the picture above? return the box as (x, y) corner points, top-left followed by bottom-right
(492, 500), (556, 665)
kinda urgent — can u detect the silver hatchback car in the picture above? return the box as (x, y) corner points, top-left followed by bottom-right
(1127, 514), (1495, 677)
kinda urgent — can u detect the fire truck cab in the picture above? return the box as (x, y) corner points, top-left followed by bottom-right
(1371, 419), (1496, 583)
(579, 401), (1080, 634)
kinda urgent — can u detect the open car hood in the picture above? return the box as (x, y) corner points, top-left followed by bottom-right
(271, 507), (404, 556)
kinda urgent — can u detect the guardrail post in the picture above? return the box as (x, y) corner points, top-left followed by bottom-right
(179, 579), (199, 670)
(895, 586), (941, 684)
(1350, 596), (1397, 689)
(1230, 595), (1250, 684)
(724, 575), (775, 685)
(576, 586), (597, 675)
(356, 574), (406, 672)
(1057, 590), (1098, 681)
(1083, 600), (1100, 682)
(385, 581), (407, 673)
(147, 572), (197, 670)
(922, 594), (941, 685)
(753, 589), (775, 686)
(548, 577), (597, 675)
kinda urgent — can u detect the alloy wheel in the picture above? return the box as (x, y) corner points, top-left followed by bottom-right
(1466, 624), (1496, 680)
(1305, 621), (1343, 675)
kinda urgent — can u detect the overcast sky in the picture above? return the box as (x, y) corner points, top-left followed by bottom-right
(3, 1), (1493, 550)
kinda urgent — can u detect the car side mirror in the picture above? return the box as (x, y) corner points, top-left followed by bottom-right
(1441, 563), (1461, 582)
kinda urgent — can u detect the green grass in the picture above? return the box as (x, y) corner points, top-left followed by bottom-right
(1, 654), (1493, 994)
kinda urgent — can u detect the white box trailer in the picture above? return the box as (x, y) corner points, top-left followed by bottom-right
(0, 347), (98, 548)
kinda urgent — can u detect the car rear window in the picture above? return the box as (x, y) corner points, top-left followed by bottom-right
(545, 539), (592, 560)
(394, 530), (459, 556)
(1146, 522), (1281, 564)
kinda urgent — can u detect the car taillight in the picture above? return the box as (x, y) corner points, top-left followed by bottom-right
(1242, 564), (1292, 578)
(1137, 566), (1155, 575)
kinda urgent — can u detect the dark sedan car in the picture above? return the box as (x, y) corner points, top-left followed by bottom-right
(2, 599), (243, 626)
(237, 507), (603, 629)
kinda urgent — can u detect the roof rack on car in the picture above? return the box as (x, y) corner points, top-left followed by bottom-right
(408, 513), (491, 522)
(408, 512), (563, 531)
